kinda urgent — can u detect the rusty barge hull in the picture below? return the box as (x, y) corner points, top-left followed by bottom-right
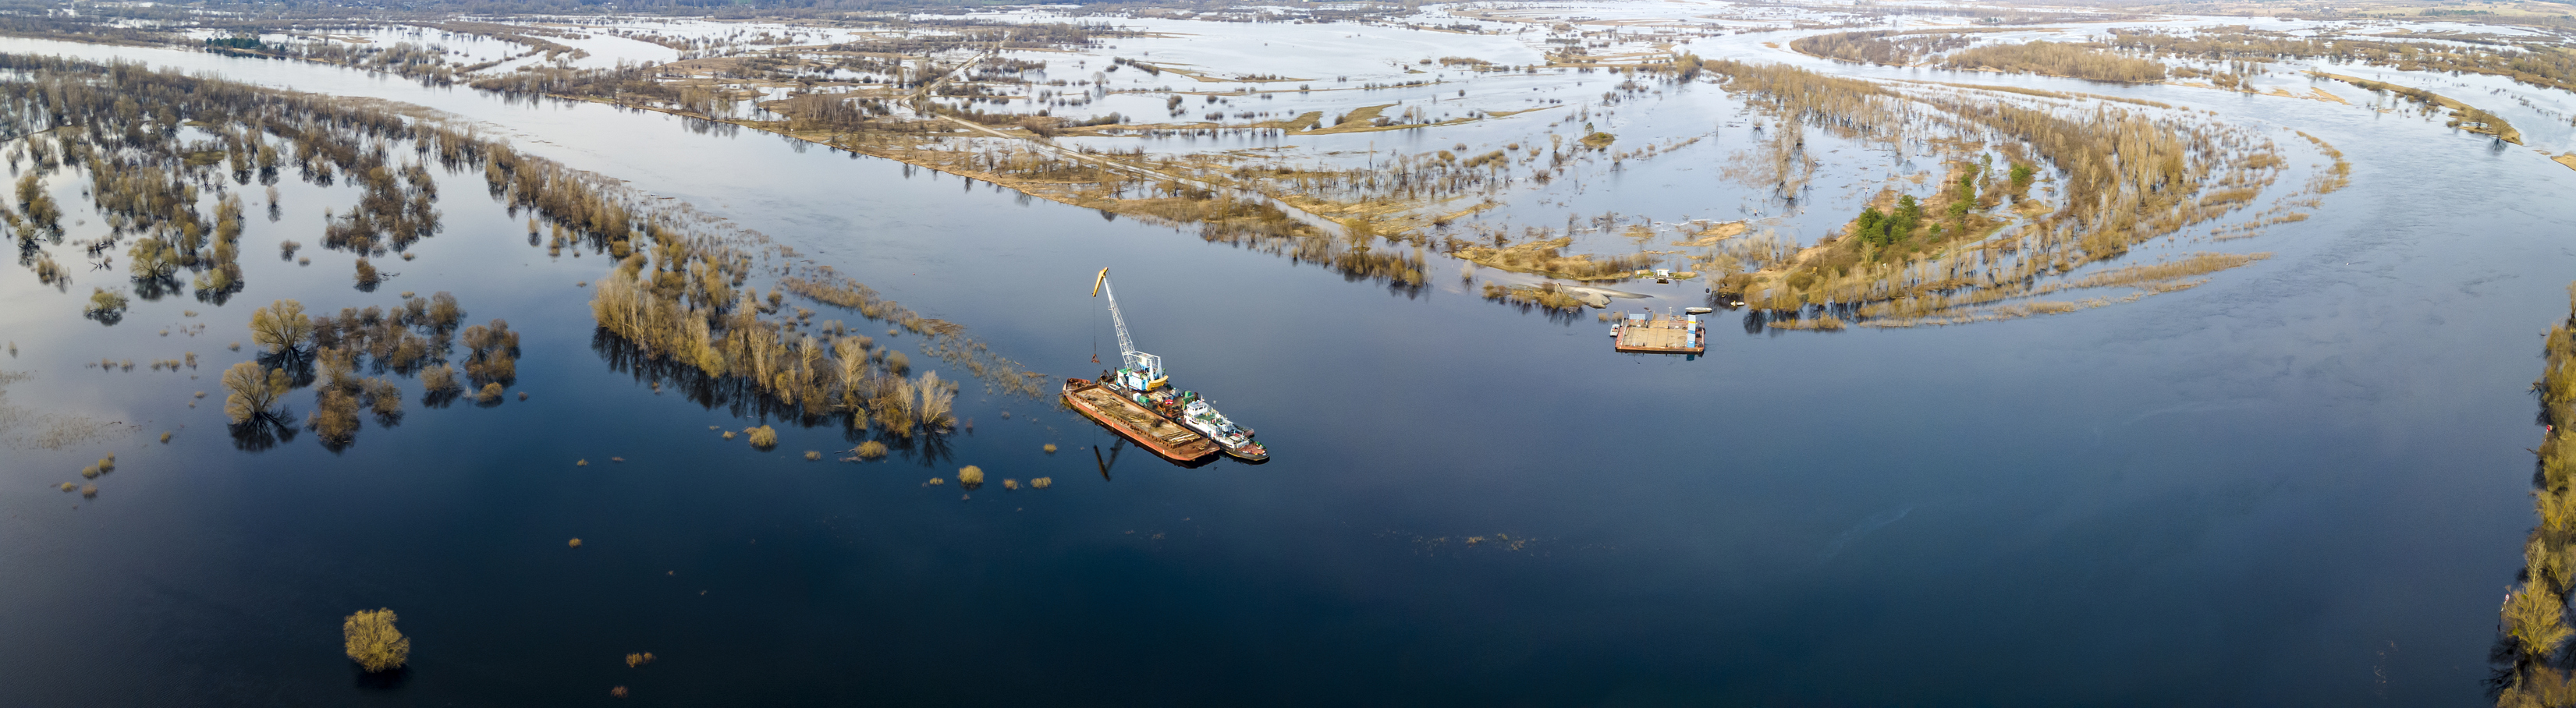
(1063, 378), (1220, 462)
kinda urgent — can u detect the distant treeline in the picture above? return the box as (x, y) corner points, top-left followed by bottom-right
(1790, 29), (1994, 66)
(2107, 27), (2576, 97)
(1938, 41), (2166, 83)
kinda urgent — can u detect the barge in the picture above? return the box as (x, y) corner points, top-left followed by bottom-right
(1613, 311), (1708, 354)
(1063, 377), (1220, 462)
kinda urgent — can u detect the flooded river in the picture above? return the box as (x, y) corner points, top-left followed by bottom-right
(0, 22), (2567, 704)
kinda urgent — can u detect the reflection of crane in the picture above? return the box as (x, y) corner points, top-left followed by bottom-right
(1091, 268), (1166, 391)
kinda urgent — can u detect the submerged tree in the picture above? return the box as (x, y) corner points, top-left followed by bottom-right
(250, 299), (314, 355)
(220, 361), (289, 423)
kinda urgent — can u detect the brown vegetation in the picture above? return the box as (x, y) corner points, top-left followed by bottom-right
(342, 608), (410, 673)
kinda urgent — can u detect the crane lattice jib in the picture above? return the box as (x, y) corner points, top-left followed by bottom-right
(1092, 269), (1156, 377)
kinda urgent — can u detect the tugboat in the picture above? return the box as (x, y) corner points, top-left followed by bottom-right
(1177, 397), (1266, 462)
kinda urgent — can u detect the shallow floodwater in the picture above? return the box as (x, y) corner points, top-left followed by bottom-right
(0, 27), (2566, 706)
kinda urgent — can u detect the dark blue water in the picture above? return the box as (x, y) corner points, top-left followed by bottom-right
(0, 36), (2565, 706)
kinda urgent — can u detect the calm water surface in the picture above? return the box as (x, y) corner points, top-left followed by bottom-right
(0, 34), (2566, 706)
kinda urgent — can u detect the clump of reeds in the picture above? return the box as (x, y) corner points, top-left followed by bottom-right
(158, 432), (171, 443)
(917, 372), (956, 433)
(97, 455), (113, 473)
(1002, 479), (1020, 490)
(342, 608), (410, 673)
(747, 425), (777, 448)
(577, 459), (588, 466)
(1043, 444), (1057, 454)
(568, 538), (583, 547)
(1031, 477), (1052, 489)
(926, 477), (946, 486)
(957, 466), (984, 489)
(58, 482), (76, 492)
(81, 465), (98, 478)
(80, 483), (97, 497)
(804, 451), (821, 461)
(722, 430), (736, 440)
(856, 441), (888, 459)
(625, 652), (655, 667)
(477, 384), (504, 404)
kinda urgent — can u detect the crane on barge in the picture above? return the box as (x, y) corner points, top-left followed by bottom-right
(1093, 268), (1167, 393)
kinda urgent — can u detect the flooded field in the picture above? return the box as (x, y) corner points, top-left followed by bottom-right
(4, 0), (2576, 703)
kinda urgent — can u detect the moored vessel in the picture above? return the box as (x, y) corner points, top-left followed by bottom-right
(1176, 398), (1266, 462)
(1083, 267), (1272, 462)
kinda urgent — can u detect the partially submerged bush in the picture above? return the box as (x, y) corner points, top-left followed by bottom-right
(855, 441), (888, 459)
(476, 383), (503, 403)
(421, 363), (459, 394)
(746, 425), (778, 448)
(313, 388), (361, 444)
(364, 378), (402, 416)
(86, 288), (128, 316)
(342, 608), (411, 673)
(957, 466), (984, 489)
(1031, 477), (1052, 489)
